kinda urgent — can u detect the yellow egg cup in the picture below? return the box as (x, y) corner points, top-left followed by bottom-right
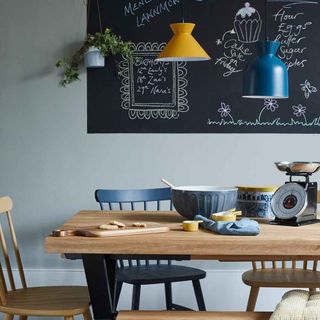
(211, 210), (242, 222)
(182, 220), (203, 232)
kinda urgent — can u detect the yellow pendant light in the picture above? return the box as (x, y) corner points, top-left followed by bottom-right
(156, 23), (210, 61)
(156, 1), (210, 62)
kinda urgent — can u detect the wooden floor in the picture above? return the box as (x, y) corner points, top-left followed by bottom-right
(117, 311), (272, 320)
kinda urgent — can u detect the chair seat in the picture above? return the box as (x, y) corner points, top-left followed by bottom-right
(0, 286), (90, 316)
(117, 265), (206, 285)
(242, 268), (320, 288)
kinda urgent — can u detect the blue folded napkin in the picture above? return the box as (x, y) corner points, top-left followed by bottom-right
(194, 215), (260, 236)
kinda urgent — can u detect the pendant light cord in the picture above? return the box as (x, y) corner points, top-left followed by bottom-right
(86, 0), (103, 33)
(180, 0), (185, 23)
(265, 0), (269, 41)
(96, 0), (103, 33)
(86, 0), (91, 33)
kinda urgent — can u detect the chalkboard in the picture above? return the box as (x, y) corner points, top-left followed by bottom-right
(87, 0), (320, 133)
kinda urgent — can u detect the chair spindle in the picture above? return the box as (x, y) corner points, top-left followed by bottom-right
(0, 260), (7, 305)
(0, 222), (15, 290)
(6, 212), (26, 288)
(252, 261), (257, 270)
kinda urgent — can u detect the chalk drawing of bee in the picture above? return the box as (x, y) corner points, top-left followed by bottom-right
(300, 80), (317, 99)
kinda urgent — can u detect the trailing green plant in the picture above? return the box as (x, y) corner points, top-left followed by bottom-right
(56, 28), (133, 87)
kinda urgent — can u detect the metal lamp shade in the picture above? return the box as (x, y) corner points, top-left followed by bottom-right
(156, 23), (211, 62)
(242, 41), (289, 99)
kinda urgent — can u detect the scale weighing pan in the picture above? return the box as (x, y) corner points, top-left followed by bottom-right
(275, 161), (320, 174)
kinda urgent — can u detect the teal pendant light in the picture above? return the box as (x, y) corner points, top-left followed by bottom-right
(242, 0), (289, 99)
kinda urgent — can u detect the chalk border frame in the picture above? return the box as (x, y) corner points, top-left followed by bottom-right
(119, 42), (189, 120)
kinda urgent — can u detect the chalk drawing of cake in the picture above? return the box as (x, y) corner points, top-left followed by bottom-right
(233, 2), (262, 43)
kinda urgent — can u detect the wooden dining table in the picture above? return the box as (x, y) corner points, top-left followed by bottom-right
(45, 210), (320, 320)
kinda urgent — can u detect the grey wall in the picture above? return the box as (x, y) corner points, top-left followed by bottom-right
(0, 0), (319, 273)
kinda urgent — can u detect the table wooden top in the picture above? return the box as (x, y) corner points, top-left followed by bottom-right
(45, 211), (320, 259)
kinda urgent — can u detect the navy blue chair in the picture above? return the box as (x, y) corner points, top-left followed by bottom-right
(95, 187), (206, 311)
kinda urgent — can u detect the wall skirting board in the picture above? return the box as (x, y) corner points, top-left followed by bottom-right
(6, 268), (288, 319)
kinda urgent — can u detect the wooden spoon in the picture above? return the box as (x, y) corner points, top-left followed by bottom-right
(161, 178), (175, 188)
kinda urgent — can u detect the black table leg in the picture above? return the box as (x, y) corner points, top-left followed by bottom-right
(82, 254), (117, 320)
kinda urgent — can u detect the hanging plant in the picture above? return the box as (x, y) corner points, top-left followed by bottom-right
(56, 28), (133, 87)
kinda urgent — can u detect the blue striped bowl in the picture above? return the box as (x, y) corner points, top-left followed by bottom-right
(172, 186), (238, 220)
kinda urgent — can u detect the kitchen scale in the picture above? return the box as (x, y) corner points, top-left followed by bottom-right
(270, 162), (320, 226)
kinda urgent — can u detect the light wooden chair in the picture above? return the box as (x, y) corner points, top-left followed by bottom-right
(243, 259), (320, 311)
(0, 196), (92, 320)
(243, 192), (320, 311)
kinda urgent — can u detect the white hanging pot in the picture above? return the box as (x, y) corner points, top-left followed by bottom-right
(84, 46), (105, 68)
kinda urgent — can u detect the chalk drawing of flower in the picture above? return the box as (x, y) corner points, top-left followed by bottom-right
(258, 99), (279, 123)
(264, 99), (279, 112)
(292, 104), (307, 117)
(218, 102), (231, 117)
(216, 39), (222, 46)
(217, 102), (234, 123)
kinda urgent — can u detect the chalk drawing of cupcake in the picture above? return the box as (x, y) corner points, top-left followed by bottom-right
(234, 2), (262, 43)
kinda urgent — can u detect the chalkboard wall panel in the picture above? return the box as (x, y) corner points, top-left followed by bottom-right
(87, 0), (320, 133)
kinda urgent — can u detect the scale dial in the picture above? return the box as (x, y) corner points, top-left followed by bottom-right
(271, 183), (308, 219)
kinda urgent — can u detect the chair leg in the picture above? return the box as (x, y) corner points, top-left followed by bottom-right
(131, 284), (141, 310)
(309, 288), (317, 294)
(20, 317), (28, 320)
(4, 315), (14, 320)
(192, 280), (206, 311)
(165, 282), (173, 310)
(246, 286), (260, 311)
(115, 281), (123, 309)
(83, 308), (93, 320)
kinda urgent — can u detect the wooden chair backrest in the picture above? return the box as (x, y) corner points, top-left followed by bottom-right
(95, 188), (173, 211)
(95, 188), (172, 267)
(252, 191), (320, 271)
(251, 260), (318, 270)
(0, 196), (26, 305)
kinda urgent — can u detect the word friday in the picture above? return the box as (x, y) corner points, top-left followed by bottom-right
(215, 39), (252, 77)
